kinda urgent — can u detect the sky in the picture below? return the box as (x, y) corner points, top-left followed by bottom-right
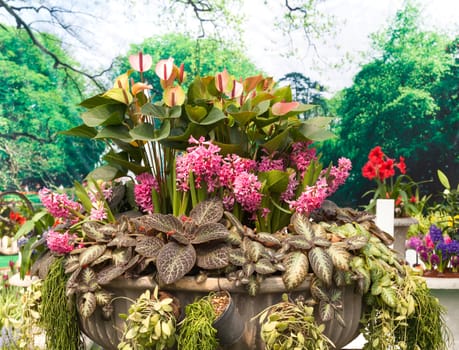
(2, 0), (458, 93)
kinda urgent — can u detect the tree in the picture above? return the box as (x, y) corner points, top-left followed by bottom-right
(0, 26), (104, 190)
(111, 33), (261, 100)
(322, 3), (458, 206)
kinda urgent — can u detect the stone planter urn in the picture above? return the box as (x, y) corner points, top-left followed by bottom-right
(393, 217), (418, 260)
(79, 275), (363, 350)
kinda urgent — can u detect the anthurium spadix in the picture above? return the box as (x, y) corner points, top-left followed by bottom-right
(163, 85), (185, 107)
(129, 52), (153, 73)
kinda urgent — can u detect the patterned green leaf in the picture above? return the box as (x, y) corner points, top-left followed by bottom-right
(319, 300), (334, 322)
(195, 243), (230, 269)
(285, 235), (313, 250)
(344, 235), (369, 250)
(333, 270), (347, 287)
(78, 292), (97, 319)
(329, 288), (342, 303)
(254, 232), (281, 247)
(145, 213), (184, 235)
(245, 239), (265, 262)
(228, 248), (247, 266)
(91, 250), (112, 266)
(243, 262), (255, 277)
(189, 198), (223, 225)
(112, 247), (132, 266)
(97, 265), (126, 285)
(381, 287), (397, 308)
(135, 236), (164, 258)
(282, 251), (309, 290)
(79, 245), (106, 267)
(156, 242), (196, 284)
(81, 268), (99, 292)
(328, 244), (351, 271)
(308, 247), (333, 286)
(312, 237), (331, 248)
(254, 258), (277, 275)
(81, 222), (109, 241)
(64, 255), (80, 274)
(95, 290), (113, 306)
(191, 222), (229, 244)
(291, 212), (314, 240)
(310, 277), (329, 302)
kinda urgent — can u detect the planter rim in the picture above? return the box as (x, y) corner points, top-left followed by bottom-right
(106, 275), (313, 294)
(424, 277), (459, 290)
(394, 217), (418, 226)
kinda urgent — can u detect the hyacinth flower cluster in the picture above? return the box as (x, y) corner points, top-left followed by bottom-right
(362, 146), (421, 217)
(134, 136), (351, 233)
(34, 181), (114, 255)
(407, 224), (459, 273)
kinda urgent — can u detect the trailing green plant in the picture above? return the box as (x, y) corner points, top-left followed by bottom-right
(257, 293), (333, 350)
(176, 292), (219, 350)
(118, 286), (178, 350)
(40, 257), (84, 350)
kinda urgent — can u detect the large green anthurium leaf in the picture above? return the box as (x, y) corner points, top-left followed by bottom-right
(282, 251), (309, 290)
(80, 94), (121, 108)
(78, 292), (97, 319)
(226, 104), (257, 126)
(156, 242), (196, 284)
(308, 247), (333, 286)
(191, 223), (229, 244)
(189, 198), (224, 225)
(73, 180), (93, 213)
(81, 104), (126, 127)
(272, 85), (293, 104)
(250, 91), (274, 107)
(59, 124), (97, 138)
(141, 103), (167, 118)
(261, 128), (291, 153)
(298, 117), (336, 141)
(195, 243), (230, 269)
(258, 170), (290, 193)
(185, 104), (208, 123)
(195, 106), (226, 125)
(328, 244), (351, 271)
(86, 165), (121, 182)
(291, 212), (314, 240)
(102, 152), (149, 175)
(162, 123), (210, 149)
(146, 213), (184, 235)
(129, 120), (170, 141)
(95, 125), (132, 143)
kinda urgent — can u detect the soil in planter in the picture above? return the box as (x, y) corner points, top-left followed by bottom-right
(210, 292), (230, 319)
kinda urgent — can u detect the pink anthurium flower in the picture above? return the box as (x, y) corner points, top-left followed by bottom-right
(271, 101), (300, 116)
(229, 80), (243, 99)
(129, 52), (153, 72)
(155, 58), (175, 81)
(163, 85), (185, 107)
(215, 69), (232, 93)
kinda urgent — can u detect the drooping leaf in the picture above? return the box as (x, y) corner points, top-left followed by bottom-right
(64, 255), (80, 274)
(59, 124), (97, 138)
(195, 243), (230, 269)
(135, 236), (164, 258)
(79, 245), (107, 267)
(191, 222), (229, 244)
(228, 248), (247, 266)
(81, 103), (126, 127)
(156, 242), (196, 284)
(254, 258), (277, 275)
(78, 292), (97, 319)
(95, 290), (113, 306)
(282, 251), (309, 290)
(189, 198), (224, 225)
(319, 301), (334, 322)
(291, 212), (314, 240)
(308, 247), (333, 286)
(81, 267), (98, 292)
(129, 120), (170, 141)
(381, 287), (397, 308)
(310, 277), (329, 302)
(328, 244), (351, 271)
(97, 265), (126, 285)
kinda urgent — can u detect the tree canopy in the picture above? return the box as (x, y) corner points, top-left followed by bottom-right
(322, 3), (458, 206)
(0, 26), (104, 190)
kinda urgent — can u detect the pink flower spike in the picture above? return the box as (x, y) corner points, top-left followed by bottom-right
(155, 58), (174, 81)
(129, 52), (153, 72)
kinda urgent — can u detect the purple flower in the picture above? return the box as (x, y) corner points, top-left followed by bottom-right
(406, 236), (423, 250)
(430, 254), (440, 266)
(429, 225), (443, 244)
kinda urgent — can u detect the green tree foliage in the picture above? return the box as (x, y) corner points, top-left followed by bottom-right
(322, 3), (459, 207)
(0, 26), (104, 190)
(111, 33), (260, 101)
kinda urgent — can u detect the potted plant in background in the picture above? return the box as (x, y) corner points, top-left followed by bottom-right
(361, 146), (427, 258)
(14, 54), (451, 350)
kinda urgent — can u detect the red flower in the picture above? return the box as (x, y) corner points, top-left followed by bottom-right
(396, 156), (406, 174)
(362, 162), (377, 180)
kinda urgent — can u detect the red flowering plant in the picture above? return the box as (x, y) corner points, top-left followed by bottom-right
(362, 146), (423, 217)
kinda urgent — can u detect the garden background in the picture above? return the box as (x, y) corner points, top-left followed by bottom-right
(0, 0), (457, 209)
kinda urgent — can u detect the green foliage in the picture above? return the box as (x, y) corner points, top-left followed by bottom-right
(40, 257), (84, 350)
(0, 26), (104, 190)
(321, 3), (459, 207)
